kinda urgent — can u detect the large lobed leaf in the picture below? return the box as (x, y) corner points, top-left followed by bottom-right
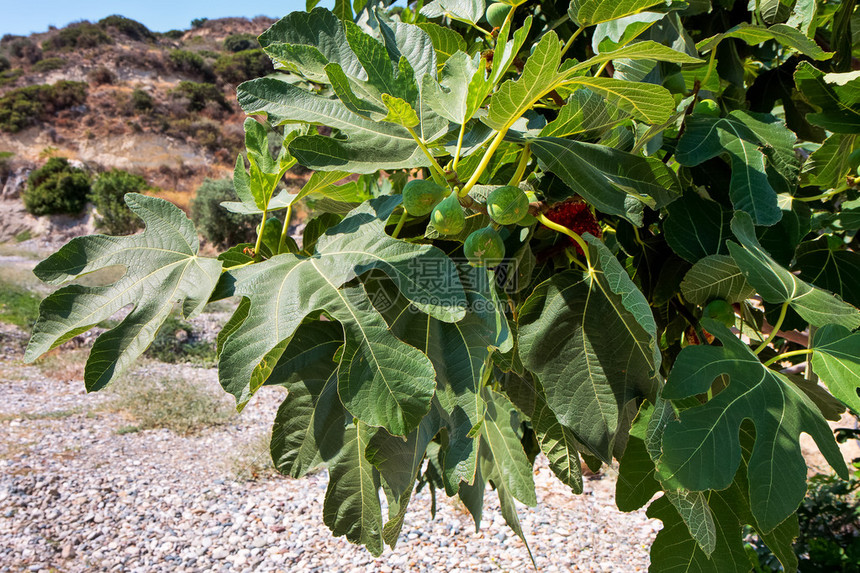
(218, 195), (467, 436)
(664, 191), (733, 263)
(728, 211), (860, 329)
(486, 30), (677, 132)
(676, 111), (800, 226)
(569, 0), (670, 27)
(617, 400), (719, 557)
(794, 62), (860, 133)
(242, 8), (446, 173)
(649, 424), (800, 573)
(697, 23), (833, 61)
(532, 136), (680, 226)
(658, 319), (848, 532)
(811, 324), (860, 413)
(680, 254), (755, 306)
(25, 194), (222, 392)
(368, 265), (511, 494)
(518, 236), (660, 460)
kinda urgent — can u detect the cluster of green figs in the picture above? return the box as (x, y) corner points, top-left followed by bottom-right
(401, 179), (534, 266)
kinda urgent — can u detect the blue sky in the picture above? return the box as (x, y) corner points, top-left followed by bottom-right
(0, 1), (336, 37)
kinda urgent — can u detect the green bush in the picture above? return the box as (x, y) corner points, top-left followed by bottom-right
(0, 151), (12, 179)
(23, 157), (91, 216)
(223, 33), (259, 52)
(32, 57), (66, 72)
(214, 49), (273, 85)
(131, 88), (154, 113)
(190, 178), (257, 248)
(746, 463), (860, 572)
(106, 373), (231, 435)
(190, 18), (208, 29)
(167, 117), (231, 151)
(43, 22), (113, 51)
(0, 68), (22, 87)
(0, 55), (9, 72)
(0, 80), (87, 132)
(168, 49), (214, 80)
(97, 15), (154, 42)
(170, 80), (228, 112)
(161, 30), (184, 40)
(86, 66), (115, 85)
(90, 169), (148, 235)
(4, 36), (41, 63)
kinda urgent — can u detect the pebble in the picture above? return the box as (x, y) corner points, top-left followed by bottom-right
(212, 547), (229, 560)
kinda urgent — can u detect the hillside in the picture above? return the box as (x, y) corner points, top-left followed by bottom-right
(0, 15), (280, 202)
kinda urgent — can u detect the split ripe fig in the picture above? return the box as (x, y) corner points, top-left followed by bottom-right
(430, 193), (466, 235)
(464, 226), (505, 267)
(487, 185), (529, 225)
(402, 179), (446, 216)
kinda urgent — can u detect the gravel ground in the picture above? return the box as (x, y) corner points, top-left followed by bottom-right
(0, 324), (659, 572)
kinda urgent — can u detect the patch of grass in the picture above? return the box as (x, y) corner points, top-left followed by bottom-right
(151, 189), (192, 212)
(115, 425), (140, 435)
(227, 430), (275, 481)
(0, 440), (37, 462)
(0, 279), (43, 329)
(35, 347), (89, 381)
(14, 230), (32, 242)
(105, 376), (233, 435)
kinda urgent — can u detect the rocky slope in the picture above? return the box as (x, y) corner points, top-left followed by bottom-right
(0, 15), (278, 197)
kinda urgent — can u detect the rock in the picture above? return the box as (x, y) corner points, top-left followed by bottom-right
(211, 547), (229, 560)
(1, 167), (30, 199)
(61, 543), (75, 559)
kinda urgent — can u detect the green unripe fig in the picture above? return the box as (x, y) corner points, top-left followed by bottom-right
(430, 193), (466, 235)
(464, 226), (505, 267)
(704, 299), (735, 328)
(848, 148), (860, 173)
(402, 179), (446, 216)
(693, 99), (720, 117)
(487, 185), (529, 225)
(663, 72), (687, 94)
(515, 189), (538, 225)
(486, 2), (511, 28)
